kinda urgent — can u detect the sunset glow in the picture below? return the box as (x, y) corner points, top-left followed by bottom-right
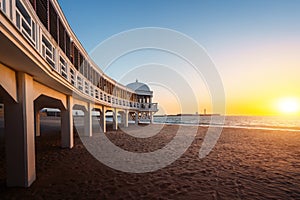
(277, 98), (300, 114)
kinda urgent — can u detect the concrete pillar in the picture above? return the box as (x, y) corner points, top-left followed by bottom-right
(135, 111), (139, 124)
(5, 73), (36, 187)
(84, 103), (92, 137)
(124, 110), (129, 128)
(113, 108), (118, 130)
(61, 95), (73, 148)
(150, 112), (154, 124)
(101, 106), (106, 133)
(35, 110), (40, 136)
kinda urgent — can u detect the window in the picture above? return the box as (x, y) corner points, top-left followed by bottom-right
(59, 19), (65, 52)
(42, 35), (55, 68)
(73, 45), (79, 70)
(66, 33), (71, 60)
(36, 0), (48, 29)
(0, 0), (6, 13)
(49, 2), (58, 42)
(60, 56), (68, 79)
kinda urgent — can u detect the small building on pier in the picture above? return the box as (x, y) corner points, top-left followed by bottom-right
(127, 80), (158, 123)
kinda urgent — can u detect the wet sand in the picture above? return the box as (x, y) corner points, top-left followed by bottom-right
(0, 117), (300, 199)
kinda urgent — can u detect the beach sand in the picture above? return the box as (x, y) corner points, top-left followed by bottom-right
(0, 117), (300, 199)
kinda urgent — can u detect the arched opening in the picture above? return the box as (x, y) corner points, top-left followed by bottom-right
(105, 109), (114, 131)
(92, 108), (103, 133)
(118, 110), (125, 127)
(34, 95), (73, 180)
(34, 95), (66, 139)
(129, 111), (138, 125)
(73, 104), (88, 137)
(0, 85), (27, 187)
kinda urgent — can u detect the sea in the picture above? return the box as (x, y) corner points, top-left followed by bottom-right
(153, 115), (300, 131)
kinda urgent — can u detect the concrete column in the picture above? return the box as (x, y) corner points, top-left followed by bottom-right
(135, 111), (139, 124)
(5, 73), (36, 187)
(101, 106), (106, 133)
(35, 110), (40, 136)
(113, 108), (118, 130)
(120, 112), (125, 126)
(150, 112), (154, 124)
(84, 103), (92, 137)
(61, 95), (73, 148)
(124, 110), (129, 128)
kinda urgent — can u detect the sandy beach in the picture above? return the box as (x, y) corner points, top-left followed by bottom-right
(0, 117), (300, 199)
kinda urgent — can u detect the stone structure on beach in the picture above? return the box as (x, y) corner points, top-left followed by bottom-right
(0, 0), (158, 187)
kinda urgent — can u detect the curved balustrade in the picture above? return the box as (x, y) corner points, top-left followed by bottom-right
(0, 0), (140, 109)
(139, 103), (159, 112)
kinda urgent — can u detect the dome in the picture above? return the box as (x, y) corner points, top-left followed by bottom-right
(126, 80), (153, 96)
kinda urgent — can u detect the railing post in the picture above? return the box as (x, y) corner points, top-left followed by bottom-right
(5, 0), (10, 17)
(10, 0), (15, 23)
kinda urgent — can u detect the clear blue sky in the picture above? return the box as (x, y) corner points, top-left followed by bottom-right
(58, 0), (300, 52)
(58, 0), (300, 115)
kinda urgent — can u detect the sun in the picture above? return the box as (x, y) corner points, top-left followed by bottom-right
(277, 97), (300, 114)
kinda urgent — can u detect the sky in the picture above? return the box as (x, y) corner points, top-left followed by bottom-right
(58, 0), (300, 116)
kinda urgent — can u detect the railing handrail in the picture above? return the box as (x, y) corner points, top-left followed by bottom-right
(0, 0), (151, 111)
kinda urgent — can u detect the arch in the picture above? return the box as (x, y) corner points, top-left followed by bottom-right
(34, 94), (73, 149)
(0, 64), (17, 102)
(32, 81), (67, 109)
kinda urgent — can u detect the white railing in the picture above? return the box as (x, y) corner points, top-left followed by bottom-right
(15, 0), (36, 47)
(139, 103), (158, 111)
(95, 89), (99, 99)
(69, 67), (76, 86)
(0, 0), (6, 13)
(84, 81), (89, 95)
(41, 35), (55, 69)
(0, 0), (144, 110)
(59, 56), (68, 79)
(90, 85), (94, 97)
(77, 75), (83, 91)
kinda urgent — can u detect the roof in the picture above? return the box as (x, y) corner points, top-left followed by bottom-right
(126, 80), (153, 96)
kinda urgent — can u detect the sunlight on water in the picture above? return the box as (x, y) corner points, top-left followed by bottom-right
(154, 115), (300, 131)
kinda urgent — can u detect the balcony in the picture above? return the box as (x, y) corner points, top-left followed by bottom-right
(0, 0), (144, 111)
(138, 103), (158, 112)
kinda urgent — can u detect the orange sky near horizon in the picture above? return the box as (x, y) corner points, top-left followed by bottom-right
(152, 40), (300, 116)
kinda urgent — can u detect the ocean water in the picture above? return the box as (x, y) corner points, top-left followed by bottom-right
(153, 115), (300, 131)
